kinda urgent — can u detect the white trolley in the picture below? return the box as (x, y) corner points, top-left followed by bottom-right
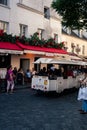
(31, 58), (86, 93)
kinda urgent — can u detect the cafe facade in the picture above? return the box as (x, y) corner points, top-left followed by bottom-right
(0, 0), (87, 78)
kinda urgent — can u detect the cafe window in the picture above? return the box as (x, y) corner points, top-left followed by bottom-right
(0, 54), (11, 68)
(34, 57), (40, 72)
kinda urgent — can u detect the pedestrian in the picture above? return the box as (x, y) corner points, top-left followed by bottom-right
(6, 65), (14, 93)
(77, 71), (87, 114)
(13, 67), (18, 84)
(16, 68), (24, 85)
(13, 67), (17, 77)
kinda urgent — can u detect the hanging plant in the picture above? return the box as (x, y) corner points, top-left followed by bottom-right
(0, 30), (65, 49)
(58, 42), (65, 49)
(0, 32), (16, 43)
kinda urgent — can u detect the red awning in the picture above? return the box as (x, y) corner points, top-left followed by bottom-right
(0, 42), (23, 50)
(17, 42), (68, 55)
(0, 42), (23, 54)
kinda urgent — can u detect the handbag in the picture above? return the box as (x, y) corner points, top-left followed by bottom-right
(77, 86), (87, 100)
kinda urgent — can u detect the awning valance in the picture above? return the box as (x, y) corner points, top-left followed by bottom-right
(34, 58), (86, 65)
(0, 42), (23, 54)
(17, 42), (68, 55)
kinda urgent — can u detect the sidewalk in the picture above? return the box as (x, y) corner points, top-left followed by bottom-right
(15, 83), (31, 90)
(0, 82), (31, 93)
(0, 88), (87, 130)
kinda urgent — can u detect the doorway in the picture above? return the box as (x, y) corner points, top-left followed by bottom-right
(20, 58), (30, 73)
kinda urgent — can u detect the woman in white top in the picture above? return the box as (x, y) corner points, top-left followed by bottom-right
(78, 72), (87, 114)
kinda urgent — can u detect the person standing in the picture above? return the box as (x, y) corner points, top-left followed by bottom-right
(6, 65), (14, 93)
(78, 71), (87, 114)
(13, 67), (18, 84)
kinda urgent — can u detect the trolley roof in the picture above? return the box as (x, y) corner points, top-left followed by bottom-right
(33, 58), (87, 65)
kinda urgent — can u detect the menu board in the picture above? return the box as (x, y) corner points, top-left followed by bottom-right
(0, 68), (7, 79)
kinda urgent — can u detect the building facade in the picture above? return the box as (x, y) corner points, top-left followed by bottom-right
(62, 29), (87, 59)
(0, 0), (87, 75)
(0, 0), (61, 40)
(0, 0), (62, 72)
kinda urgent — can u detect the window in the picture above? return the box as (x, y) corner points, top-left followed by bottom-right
(0, 0), (8, 5)
(20, 24), (28, 37)
(19, 0), (23, 4)
(82, 45), (85, 55)
(37, 29), (44, 40)
(67, 28), (71, 35)
(34, 57), (40, 72)
(78, 30), (83, 38)
(54, 34), (58, 43)
(44, 7), (50, 19)
(71, 43), (75, 53)
(75, 44), (81, 54)
(0, 21), (8, 32)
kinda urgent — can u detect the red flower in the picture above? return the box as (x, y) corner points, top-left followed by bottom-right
(62, 42), (64, 44)
(16, 36), (19, 39)
(0, 29), (4, 36)
(36, 32), (39, 35)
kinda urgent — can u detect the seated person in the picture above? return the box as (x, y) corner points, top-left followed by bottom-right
(32, 68), (37, 77)
(25, 69), (31, 83)
(25, 69), (31, 78)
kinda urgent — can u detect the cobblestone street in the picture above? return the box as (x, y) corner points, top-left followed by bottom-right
(0, 88), (87, 130)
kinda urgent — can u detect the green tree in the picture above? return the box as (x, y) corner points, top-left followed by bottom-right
(51, 0), (87, 30)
